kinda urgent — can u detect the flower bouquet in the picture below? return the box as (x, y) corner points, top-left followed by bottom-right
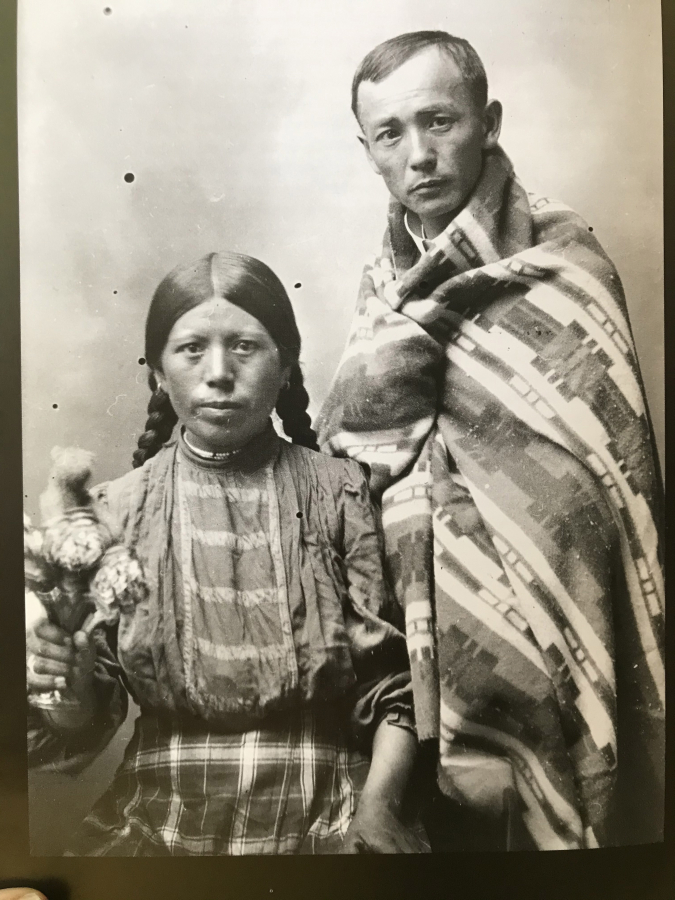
(25, 447), (147, 709)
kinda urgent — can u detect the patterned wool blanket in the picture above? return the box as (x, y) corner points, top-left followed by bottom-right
(317, 147), (664, 849)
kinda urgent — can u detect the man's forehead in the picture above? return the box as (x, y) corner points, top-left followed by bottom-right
(357, 47), (470, 123)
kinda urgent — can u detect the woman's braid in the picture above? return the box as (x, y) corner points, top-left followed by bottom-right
(275, 363), (319, 451)
(132, 374), (178, 469)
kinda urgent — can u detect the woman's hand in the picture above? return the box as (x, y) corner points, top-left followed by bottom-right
(26, 617), (97, 728)
(341, 795), (428, 853)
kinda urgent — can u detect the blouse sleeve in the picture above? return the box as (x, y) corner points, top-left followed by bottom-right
(338, 461), (416, 746)
(27, 624), (128, 773)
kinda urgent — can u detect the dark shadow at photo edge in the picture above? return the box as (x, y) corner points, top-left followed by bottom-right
(1, 0), (673, 898)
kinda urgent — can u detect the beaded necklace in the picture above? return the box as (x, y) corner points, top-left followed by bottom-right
(182, 429), (244, 461)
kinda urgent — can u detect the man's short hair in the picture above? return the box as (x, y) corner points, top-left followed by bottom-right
(351, 31), (488, 122)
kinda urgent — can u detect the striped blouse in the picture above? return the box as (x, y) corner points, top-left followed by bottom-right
(28, 423), (414, 772)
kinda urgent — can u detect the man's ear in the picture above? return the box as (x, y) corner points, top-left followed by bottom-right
(482, 99), (503, 150)
(358, 133), (382, 176)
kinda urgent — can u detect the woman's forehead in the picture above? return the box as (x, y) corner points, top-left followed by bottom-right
(169, 297), (269, 336)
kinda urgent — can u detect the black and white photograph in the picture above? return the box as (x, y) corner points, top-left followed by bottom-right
(18, 0), (664, 859)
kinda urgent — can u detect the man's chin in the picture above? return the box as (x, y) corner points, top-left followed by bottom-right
(407, 184), (480, 230)
(406, 199), (461, 231)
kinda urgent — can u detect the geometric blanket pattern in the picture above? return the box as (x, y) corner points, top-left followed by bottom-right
(317, 147), (665, 849)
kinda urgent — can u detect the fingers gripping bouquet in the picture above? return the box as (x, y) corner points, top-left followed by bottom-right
(25, 447), (148, 709)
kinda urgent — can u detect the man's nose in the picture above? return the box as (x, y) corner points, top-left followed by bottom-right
(408, 129), (436, 170)
(204, 346), (235, 387)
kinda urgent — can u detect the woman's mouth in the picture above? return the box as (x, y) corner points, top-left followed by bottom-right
(196, 401), (243, 421)
(199, 400), (242, 410)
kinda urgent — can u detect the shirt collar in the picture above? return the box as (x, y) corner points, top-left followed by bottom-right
(404, 210), (436, 256)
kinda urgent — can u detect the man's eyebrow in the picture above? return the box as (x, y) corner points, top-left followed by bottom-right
(415, 103), (459, 116)
(371, 102), (459, 128)
(372, 114), (401, 129)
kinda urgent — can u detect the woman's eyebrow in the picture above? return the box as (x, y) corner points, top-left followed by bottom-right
(166, 329), (205, 343)
(167, 326), (266, 344)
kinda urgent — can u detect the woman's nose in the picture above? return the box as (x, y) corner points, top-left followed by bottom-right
(203, 347), (235, 387)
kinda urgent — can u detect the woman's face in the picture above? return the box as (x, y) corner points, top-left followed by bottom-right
(157, 298), (290, 454)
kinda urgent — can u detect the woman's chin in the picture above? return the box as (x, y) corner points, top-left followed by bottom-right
(185, 421), (266, 455)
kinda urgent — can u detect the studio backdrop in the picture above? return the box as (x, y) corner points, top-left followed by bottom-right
(19, 0), (663, 854)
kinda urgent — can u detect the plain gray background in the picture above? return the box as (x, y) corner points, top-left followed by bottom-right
(19, 0), (663, 855)
(20, 0), (663, 512)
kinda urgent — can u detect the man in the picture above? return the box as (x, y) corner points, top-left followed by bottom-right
(317, 32), (664, 850)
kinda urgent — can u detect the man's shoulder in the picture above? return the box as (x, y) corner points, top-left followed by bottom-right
(527, 190), (573, 214)
(526, 190), (619, 272)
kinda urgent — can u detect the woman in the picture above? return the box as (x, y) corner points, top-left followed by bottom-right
(26, 252), (426, 856)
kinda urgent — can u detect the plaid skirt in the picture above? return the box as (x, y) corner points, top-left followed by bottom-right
(66, 708), (370, 856)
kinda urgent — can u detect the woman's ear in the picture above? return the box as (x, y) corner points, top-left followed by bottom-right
(150, 368), (163, 392)
(280, 363), (292, 392)
(482, 99), (503, 150)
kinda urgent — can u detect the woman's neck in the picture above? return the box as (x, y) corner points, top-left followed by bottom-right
(182, 430), (246, 461)
(178, 421), (280, 472)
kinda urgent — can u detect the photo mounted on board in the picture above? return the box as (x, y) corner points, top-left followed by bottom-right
(18, 0), (664, 859)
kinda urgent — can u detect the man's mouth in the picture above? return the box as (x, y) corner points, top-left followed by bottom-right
(410, 179), (449, 194)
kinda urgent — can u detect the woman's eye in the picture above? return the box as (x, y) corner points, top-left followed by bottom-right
(180, 342), (202, 355)
(233, 340), (257, 353)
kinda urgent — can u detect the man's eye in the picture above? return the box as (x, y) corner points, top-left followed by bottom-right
(429, 116), (453, 131)
(376, 129), (400, 145)
(180, 342), (202, 355)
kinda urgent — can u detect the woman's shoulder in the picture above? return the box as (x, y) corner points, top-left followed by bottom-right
(92, 467), (142, 505)
(92, 444), (175, 519)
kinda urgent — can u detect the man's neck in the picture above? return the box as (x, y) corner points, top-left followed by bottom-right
(406, 209), (455, 241)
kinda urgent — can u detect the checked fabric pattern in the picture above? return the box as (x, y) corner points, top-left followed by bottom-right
(317, 147), (665, 849)
(65, 709), (369, 855)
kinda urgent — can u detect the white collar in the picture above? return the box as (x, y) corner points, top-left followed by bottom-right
(404, 210), (435, 255)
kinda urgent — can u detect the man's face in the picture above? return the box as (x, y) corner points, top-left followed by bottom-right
(356, 47), (501, 237)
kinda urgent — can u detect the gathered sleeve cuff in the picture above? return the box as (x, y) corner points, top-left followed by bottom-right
(27, 626), (128, 774)
(337, 461), (415, 746)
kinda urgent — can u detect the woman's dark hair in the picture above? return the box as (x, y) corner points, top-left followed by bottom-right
(351, 31), (488, 122)
(132, 372), (179, 469)
(132, 251), (319, 468)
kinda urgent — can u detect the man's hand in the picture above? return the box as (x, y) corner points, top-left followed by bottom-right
(341, 796), (428, 853)
(340, 719), (430, 853)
